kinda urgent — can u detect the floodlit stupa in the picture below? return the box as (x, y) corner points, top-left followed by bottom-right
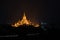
(11, 12), (40, 27)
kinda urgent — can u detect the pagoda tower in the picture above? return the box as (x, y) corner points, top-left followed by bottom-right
(11, 12), (39, 27)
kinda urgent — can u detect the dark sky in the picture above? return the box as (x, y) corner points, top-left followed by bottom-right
(1, 0), (59, 26)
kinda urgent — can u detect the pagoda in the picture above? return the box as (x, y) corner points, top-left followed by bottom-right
(11, 12), (40, 27)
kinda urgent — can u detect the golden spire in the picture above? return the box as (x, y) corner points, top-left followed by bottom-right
(22, 12), (27, 20)
(24, 12), (25, 16)
(20, 12), (30, 25)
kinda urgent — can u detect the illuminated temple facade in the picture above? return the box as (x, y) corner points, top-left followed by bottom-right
(12, 12), (40, 27)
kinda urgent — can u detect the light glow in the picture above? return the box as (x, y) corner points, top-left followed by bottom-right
(11, 12), (40, 27)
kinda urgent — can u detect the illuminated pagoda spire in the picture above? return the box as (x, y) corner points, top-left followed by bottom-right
(23, 12), (26, 19)
(11, 12), (40, 27)
(20, 12), (31, 25)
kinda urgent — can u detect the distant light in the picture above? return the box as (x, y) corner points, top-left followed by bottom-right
(41, 22), (47, 25)
(34, 24), (40, 27)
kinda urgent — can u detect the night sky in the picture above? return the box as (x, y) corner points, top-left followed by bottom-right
(1, 0), (59, 28)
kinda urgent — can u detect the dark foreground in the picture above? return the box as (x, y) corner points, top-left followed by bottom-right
(0, 24), (60, 40)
